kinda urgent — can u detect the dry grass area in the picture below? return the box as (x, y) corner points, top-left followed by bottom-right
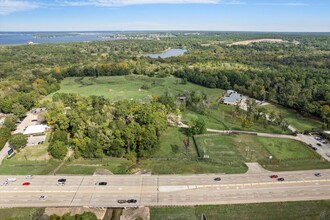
(14, 144), (50, 161)
(229, 38), (288, 45)
(43, 207), (105, 219)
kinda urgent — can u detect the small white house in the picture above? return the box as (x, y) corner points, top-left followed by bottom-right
(221, 90), (242, 105)
(23, 125), (49, 136)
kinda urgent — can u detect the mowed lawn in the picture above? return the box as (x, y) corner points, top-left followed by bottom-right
(182, 105), (292, 134)
(48, 75), (224, 101)
(264, 103), (323, 132)
(194, 134), (330, 172)
(151, 200), (330, 220)
(0, 141), (60, 175)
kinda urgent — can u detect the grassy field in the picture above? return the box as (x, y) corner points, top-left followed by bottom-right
(182, 105), (292, 134)
(58, 127), (246, 175)
(0, 140), (60, 175)
(48, 75), (224, 101)
(151, 200), (330, 220)
(194, 134), (330, 172)
(264, 103), (323, 132)
(0, 208), (44, 220)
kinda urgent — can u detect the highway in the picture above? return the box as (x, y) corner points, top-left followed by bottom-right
(1, 169), (330, 208)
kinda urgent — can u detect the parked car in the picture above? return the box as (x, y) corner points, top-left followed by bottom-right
(98, 182), (107, 186)
(117, 200), (126, 204)
(214, 177), (221, 181)
(22, 182), (30, 186)
(314, 173), (322, 177)
(270, 175), (278, 178)
(277, 178), (285, 181)
(127, 199), (137, 203)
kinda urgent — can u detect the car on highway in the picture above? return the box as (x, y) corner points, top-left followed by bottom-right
(317, 143), (322, 147)
(98, 182), (107, 186)
(25, 175), (33, 179)
(7, 178), (16, 182)
(312, 147), (317, 150)
(277, 178), (285, 181)
(117, 200), (126, 204)
(39, 195), (47, 200)
(57, 182), (65, 186)
(22, 182), (30, 186)
(58, 178), (66, 183)
(270, 175), (278, 178)
(314, 173), (322, 177)
(1, 181), (8, 186)
(214, 177), (221, 181)
(127, 199), (137, 203)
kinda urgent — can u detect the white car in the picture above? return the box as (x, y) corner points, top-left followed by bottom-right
(7, 178), (16, 182)
(25, 175), (33, 179)
(1, 181), (8, 186)
(57, 182), (65, 186)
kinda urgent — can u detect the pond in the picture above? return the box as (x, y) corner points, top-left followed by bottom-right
(145, 48), (187, 58)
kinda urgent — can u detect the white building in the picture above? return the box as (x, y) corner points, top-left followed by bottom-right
(23, 125), (49, 136)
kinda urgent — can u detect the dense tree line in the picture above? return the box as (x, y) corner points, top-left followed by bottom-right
(45, 93), (168, 161)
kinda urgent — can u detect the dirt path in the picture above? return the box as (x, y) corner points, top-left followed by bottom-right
(49, 149), (74, 175)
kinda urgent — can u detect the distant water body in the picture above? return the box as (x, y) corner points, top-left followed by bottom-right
(0, 31), (116, 45)
(145, 48), (187, 58)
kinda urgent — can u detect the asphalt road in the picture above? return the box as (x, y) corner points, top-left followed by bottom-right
(1, 169), (330, 208)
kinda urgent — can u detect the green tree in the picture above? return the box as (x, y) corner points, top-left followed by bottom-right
(12, 103), (27, 118)
(48, 141), (68, 159)
(3, 115), (18, 131)
(189, 118), (206, 135)
(9, 133), (27, 149)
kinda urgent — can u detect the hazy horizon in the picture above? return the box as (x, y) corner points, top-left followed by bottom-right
(1, 0), (329, 32)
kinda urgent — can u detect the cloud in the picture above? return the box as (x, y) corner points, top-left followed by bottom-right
(0, 0), (41, 15)
(0, 0), (245, 15)
(62, 0), (246, 7)
(256, 2), (308, 6)
(63, 0), (218, 7)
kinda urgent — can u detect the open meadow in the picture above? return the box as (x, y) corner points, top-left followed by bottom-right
(194, 134), (330, 171)
(151, 200), (330, 220)
(48, 75), (224, 102)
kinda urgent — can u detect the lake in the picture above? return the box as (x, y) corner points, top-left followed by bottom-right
(145, 48), (187, 58)
(0, 31), (116, 45)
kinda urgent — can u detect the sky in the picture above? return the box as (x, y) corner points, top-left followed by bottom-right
(0, 0), (329, 32)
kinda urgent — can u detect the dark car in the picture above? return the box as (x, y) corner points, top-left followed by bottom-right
(314, 173), (322, 177)
(214, 177), (221, 181)
(58, 178), (66, 183)
(317, 143), (322, 147)
(117, 200), (126, 204)
(98, 182), (107, 186)
(127, 199), (137, 203)
(270, 175), (278, 179)
(277, 178), (285, 181)
(312, 147), (317, 150)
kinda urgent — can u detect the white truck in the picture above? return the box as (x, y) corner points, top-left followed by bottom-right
(7, 177), (17, 182)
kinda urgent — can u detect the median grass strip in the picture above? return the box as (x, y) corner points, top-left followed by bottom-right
(151, 200), (330, 220)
